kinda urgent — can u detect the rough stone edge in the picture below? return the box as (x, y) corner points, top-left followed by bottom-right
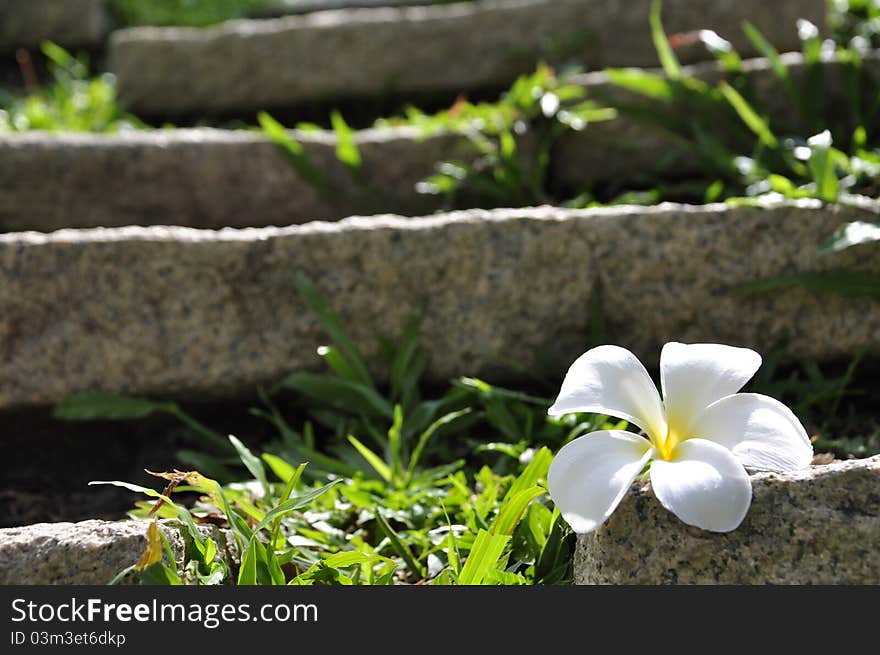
(575, 455), (880, 585)
(0, 0), (110, 52)
(107, 0), (825, 113)
(3, 49), (871, 233)
(0, 519), (237, 585)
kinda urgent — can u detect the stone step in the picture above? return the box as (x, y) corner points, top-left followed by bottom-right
(575, 455), (880, 584)
(108, 0), (825, 116)
(261, 0), (454, 15)
(0, 127), (487, 232)
(0, 519), (235, 584)
(3, 50), (869, 234)
(1, 201), (877, 412)
(0, 0), (109, 53)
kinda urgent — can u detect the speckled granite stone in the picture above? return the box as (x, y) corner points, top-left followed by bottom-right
(3, 52), (870, 234)
(575, 456), (880, 584)
(0, 520), (183, 585)
(108, 0), (823, 115)
(0, 0), (108, 52)
(0, 201), (878, 411)
(0, 127), (495, 232)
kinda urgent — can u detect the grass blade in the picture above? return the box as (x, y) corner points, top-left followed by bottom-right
(375, 511), (424, 579)
(457, 529), (509, 585)
(718, 81), (778, 149)
(491, 486), (546, 536)
(330, 110), (362, 178)
(53, 392), (171, 420)
(347, 435), (392, 482)
(251, 480), (341, 535)
(293, 273), (374, 387)
(650, 0), (681, 80)
(733, 272), (880, 299)
(406, 408), (473, 483)
(228, 435), (270, 497)
(258, 111), (325, 191)
(279, 372), (393, 418)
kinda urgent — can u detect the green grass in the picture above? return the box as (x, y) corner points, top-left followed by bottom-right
(0, 43), (143, 133)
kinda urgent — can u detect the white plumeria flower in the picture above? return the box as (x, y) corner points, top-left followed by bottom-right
(547, 343), (813, 534)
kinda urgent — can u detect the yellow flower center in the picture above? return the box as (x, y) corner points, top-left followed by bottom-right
(653, 426), (683, 461)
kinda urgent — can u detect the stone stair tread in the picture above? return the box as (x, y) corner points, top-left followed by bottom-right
(107, 0), (825, 115)
(4, 49), (873, 234)
(0, 201), (877, 412)
(0, 0), (109, 52)
(576, 455), (880, 584)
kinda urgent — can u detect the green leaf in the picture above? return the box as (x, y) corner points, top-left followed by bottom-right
(251, 481), (341, 535)
(818, 221), (880, 255)
(741, 21), (800, 103)
(389, 307), (423, 405)
(491, 486), (547, 536)
(457, 529), (510, 585)
(316, 345), (364, 383)
(733, 272), (880, 299)
(88, 480), (210, 552)
(139, 562), (182, 586)
(292, 273), (373, 387)
(387, 405), (404, 481)
(375, 511), (424, 579)
(330, 110), (362, 175)
(280, 372), (392, 418)
(258, 111), (325, 191)
(718, 81), (778, 149)
(324, 550), (393, 568)
(212, 481), (253, 547)
(406, 408), (473, 482)
(238, 538), (277, 585)
(228, 435), (270, 497)
(261, 453), (298, 484)
(53, 392), (170, 420)
(649, 0), (681, 80)
(504, 447), (553, 501)
(606, 68), (676, 101)
(806, 131), (839, 203)
(347, 435), (391, 482)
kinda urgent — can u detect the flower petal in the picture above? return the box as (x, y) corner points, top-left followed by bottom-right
(548, 430), (653, 534)
(660, 342), (762, 437)
(548, 345), (667, 440)
(687, 393), (813, 471)
(650, 438), (751, 533)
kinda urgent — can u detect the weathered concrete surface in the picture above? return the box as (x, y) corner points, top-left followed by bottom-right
(0, 127), (486, 232)
(3, 51), (872, 233)
(575, 456), (880, 584)
(0, 201), (878, 411)
(0, 0), (109, 52)
(0, 519), (233, 585)
(109, 0), (825, 115)
(554, 51), (880, 191)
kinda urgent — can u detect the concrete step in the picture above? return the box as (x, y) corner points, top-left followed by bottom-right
(0, 519), (235, 584)
(0, 201), (877, 412)
(576, 455), (880, 584)
(0, 0), (109, 53)
(0, 126), (489, 232)
(108, 0), (825, 116)
(3, 50), (870, 234)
